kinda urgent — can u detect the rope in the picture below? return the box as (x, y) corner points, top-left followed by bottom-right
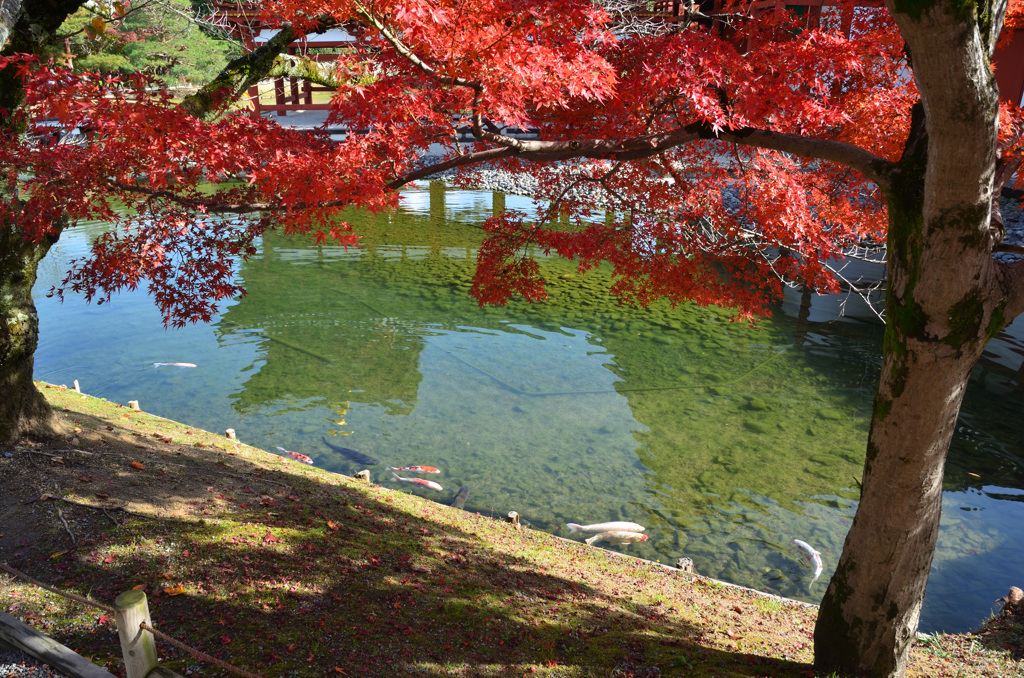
(0, 562), (115, 613)
(140, 622), (265, 678)
(2, 562), (265, 678)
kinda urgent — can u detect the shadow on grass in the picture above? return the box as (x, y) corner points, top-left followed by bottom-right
(2, 405), (816, 678)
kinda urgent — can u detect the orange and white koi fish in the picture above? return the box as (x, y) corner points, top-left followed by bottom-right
(390, 470), (442, 492)
(585, 531), (649, 546)
(389, 465), (441, 474)
(567, 521), (645, 535)
(153, 362), (197, 368)
(276, 446), (314, 465)
(792, 539), (823, 585)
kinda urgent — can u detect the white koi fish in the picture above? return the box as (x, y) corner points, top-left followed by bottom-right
(585, 531), (649, 546)
(792, 539), (824, 585)
(567, 521), (646, 535)
(276, 446), (314, 465)
(390, 470), (443, 492)
(153, 362), (197, 368)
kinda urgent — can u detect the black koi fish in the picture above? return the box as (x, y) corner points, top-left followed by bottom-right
(450, 485), (470, 509)
(321, 436), (381, 466)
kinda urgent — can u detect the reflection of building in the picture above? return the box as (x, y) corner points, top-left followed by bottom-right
(215, 186), (502, 416)
(218, 228), (426, 416)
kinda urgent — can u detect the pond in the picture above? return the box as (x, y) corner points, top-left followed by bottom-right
(32, 183), (1024, 634)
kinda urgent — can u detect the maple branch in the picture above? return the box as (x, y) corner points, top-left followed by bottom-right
(470, 87), (526, 149)
(695, 127), (896, 191)
(178, 16), (341, 120)
(388, 146), (518, 188)
(267, 53), (344, 89)
(392, 124), (895, 191)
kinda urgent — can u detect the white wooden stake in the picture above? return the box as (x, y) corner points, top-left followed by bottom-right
(113, 590), (158, 678)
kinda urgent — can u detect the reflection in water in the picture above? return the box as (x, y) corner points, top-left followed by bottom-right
(32, 183), (1024, 634)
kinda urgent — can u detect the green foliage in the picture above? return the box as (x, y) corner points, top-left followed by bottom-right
(73, 53), (131, 74)
(54, 0), (239, 86)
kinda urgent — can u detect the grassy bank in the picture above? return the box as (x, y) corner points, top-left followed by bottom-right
(0, 384), (1020, 677)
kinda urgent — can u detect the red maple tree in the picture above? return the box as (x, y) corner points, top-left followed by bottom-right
(2, 2), (1023, 677)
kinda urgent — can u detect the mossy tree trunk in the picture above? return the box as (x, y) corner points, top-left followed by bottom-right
(813, 1), (1024, 675)
(814, 161), (1001, 674)
(0, 0), (80, 444)
(0, 215), (62, 443)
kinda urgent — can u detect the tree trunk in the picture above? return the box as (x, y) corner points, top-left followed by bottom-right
(813, 1), (1013, 674)
(813, 336), (982, 675)
(814, 174), (1003, 675)
(0, 218), (62, 444)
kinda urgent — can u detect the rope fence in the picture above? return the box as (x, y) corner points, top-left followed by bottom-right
(1, 562), (265, 678)
(0, 562), (116, 614)
(140, 622), (264, 678)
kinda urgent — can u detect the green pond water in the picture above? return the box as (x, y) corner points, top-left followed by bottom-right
(32, 183), (1024, 634)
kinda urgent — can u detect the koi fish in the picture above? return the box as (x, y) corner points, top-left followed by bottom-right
(390, 465), (441, 474)
(390, 470), (443, 492)
(792, 539), (824, 585)
(585, 531), (649, 546)
(450, 485), (470, 509)
(153, 362), (197, 368)
(275, 446), (313, 465)
(321, 436), (381, 465)
(567, 521), (645, 535)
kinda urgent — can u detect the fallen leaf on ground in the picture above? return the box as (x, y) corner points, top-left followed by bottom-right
(163, 585), (187, 596)
(130, 461), (145, 470)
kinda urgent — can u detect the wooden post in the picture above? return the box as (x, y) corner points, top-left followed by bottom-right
(225, 428), (237, 441)
(506, 511), (521, 529)
(128, 400), (141, 411)
(73, 379), (81, 394)
(354, 470), (371, 482)
(113, 590), (158, 678)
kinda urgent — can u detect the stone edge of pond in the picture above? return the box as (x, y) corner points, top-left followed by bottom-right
(548, 530), (820, 611)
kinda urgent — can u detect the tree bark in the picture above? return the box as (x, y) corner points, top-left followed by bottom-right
(0, 216), (62, 443)
(814, 1), (1010, 674)
(0, 0), (82, 444)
